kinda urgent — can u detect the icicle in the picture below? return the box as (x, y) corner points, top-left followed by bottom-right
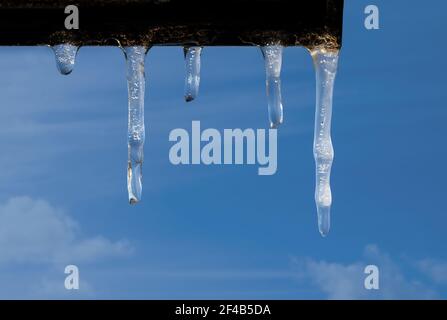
(123, 46), (148, 204)
(261, 45), (284, 128)
(183, 46), (202, 102)
(51, 44), (78, 75)
(311, 48), (339, 237)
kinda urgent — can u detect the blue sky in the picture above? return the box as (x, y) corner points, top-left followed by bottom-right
(0, 0), (446, 299)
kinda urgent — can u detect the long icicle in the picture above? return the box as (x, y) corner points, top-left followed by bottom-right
(124, 46), (148, 204)
(184, 46), (203, 102)
(311, 48), (339, 237)
(261, 45), (284, 128)
(51, 44), (79, 75)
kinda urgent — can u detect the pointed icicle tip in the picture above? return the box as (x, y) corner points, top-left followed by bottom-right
(261, 45), (284, 128)
(129, 197), (139, 205)
(184, 46), (203, 102)
(52, 44), (79, 75)
(317, 205), (331, 237)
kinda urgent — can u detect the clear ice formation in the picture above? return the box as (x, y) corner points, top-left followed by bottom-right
(51, 44), (78, 75)
(48, 42), (340, 236)
(123, 46), (148, 204)
(184, 46), (202, 102)
(261, 45), (284, 128)
(311, 48), (339, 237)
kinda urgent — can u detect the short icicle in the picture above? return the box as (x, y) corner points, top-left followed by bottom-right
(261, 45), (284, 128)
(183, 46), (202, 102)
(311, 48), (339, 237)
(123, 46), (148, 204)
(51, 44), (79, 75)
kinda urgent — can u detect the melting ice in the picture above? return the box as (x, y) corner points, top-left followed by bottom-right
(52, 44), (78, 75)
(123, 46), (148, 204)
(47, 42), (341, 236)
(261, 45), (284, 128)
(184, 46), (202, 102)
(311, 48), (339, 237)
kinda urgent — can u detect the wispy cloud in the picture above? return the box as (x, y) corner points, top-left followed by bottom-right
(291, 245), (439, 299)
(0, 196), (133, 265)
(0, 196), (134, 298)
(416, 259), (447, 286)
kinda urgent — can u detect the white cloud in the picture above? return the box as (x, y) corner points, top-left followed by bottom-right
(292, 257), (366, 299)
(0, 196), (133, 265)
(291, 245), (439, 299)
(416, 259), (447, 286)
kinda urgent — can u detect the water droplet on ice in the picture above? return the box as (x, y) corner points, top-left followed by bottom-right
(52, 44), (78, 75)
